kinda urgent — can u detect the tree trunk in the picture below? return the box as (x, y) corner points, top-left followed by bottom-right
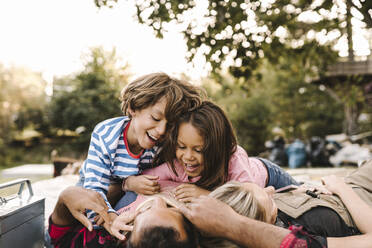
(346, 0), (354, 61)
(344, 103), (359, 135)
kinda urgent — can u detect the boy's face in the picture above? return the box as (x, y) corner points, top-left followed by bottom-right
(175, 122), (204, 178)
(127, 97), (167, 152)
(131, 197), (187, 244)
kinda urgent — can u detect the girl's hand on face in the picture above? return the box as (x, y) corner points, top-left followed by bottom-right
(124, 175), (160, 195)
(321, 175), (347, 196)
(110, 211), (135, 241)
(174, 184), (210, 203)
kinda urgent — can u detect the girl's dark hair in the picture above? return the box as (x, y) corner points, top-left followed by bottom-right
(157, 101), (237, 190)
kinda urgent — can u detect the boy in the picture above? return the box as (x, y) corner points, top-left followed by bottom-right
(78, 72), (203, 226)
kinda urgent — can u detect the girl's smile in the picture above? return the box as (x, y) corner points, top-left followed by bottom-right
(176, 122), (204, 178)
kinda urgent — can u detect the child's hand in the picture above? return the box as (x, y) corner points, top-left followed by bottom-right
(111, 211), (135, 241)
(174, 184), (210, 203)
(95, 212), (118, 235)
(124, 175), (160, 195)
(58, 186), (111, 231)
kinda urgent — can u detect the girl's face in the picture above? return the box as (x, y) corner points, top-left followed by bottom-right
(176, 122), (204, 178)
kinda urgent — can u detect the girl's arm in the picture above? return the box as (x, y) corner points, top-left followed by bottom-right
(323, 175), (372, 248)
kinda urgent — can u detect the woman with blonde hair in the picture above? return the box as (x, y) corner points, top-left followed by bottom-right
(200, 181), (261, 248)
(200, 181), (272, 248)
(182, 159), (372, 248)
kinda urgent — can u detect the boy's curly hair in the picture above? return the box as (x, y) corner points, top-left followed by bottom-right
(120, 72), (204, 125)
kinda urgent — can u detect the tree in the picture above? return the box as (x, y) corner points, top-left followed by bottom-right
(0, 65), (48, 142)
(202, 74), (273, 155)
(49, 47), (131, 149)
(0, 65), (49, 165)
(203, 62), (344, 154)
(96, 0), (371, 136)
(95, 0), (370, 79)
(265, 59), (344, 139)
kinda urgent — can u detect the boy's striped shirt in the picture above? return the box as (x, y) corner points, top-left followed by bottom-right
(79, 116), (158, 221)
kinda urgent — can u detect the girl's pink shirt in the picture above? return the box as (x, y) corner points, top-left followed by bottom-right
(117, 146), (268, 214)
(142, 145), (268, 188)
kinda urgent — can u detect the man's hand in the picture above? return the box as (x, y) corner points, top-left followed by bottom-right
(178, 195), (239, 237)
(54, 186), (111, 231)
(110, 211), (136, 240)
(174, 184), (210, 203)
(123, 175), (160, 195)
(321, 175), (347, 196)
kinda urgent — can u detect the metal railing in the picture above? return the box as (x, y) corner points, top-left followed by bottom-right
(0, 179), (33, 206)
(327, 59), (372, 76)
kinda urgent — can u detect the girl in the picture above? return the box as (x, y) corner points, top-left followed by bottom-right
(78, 72), (203, 225)
(125, 101), (298, 203)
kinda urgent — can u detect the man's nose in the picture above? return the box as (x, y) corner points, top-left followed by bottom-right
(152, 197), (167, 208)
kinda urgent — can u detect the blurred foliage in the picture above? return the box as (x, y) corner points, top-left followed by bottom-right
(48, 47), (131, 151)
(203, 74), (272, 155)
(94, 0), (370, 136)
(202, 60), (343, 155)
(0, 47), (131, 167)
(0, 65), (49, 166)
(0, 65), (48, 141)
(95, 0), (371, 80)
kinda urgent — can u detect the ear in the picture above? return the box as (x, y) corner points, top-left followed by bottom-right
(128, 106), (136, 117)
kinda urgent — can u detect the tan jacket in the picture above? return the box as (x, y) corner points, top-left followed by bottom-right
(274, 159), (372, 228)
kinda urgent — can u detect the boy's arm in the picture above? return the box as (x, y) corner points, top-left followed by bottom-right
(123, 174), (160, 195)
(51, 186), (111, 231)
(123, 162), (173, 195)
(83, 132), (115, 213)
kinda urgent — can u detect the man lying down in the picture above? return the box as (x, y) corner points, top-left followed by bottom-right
(49, 159), (372, 248)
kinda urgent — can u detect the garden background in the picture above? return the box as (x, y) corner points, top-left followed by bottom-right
(0, 0), (371, 176)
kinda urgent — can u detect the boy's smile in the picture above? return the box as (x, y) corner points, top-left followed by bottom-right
(127, 97), (167, 154)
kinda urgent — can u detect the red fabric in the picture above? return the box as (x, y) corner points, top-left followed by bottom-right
(49, 222), (73, 240)
(123, 121), (143, 159)
(48, 217), (117, 248)
(280, 226), (315, 248)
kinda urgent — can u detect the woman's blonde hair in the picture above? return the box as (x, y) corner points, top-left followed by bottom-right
(201, 181), (267, 248)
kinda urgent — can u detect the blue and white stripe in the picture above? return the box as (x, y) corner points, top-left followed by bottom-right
(79, 116), (158, 223)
